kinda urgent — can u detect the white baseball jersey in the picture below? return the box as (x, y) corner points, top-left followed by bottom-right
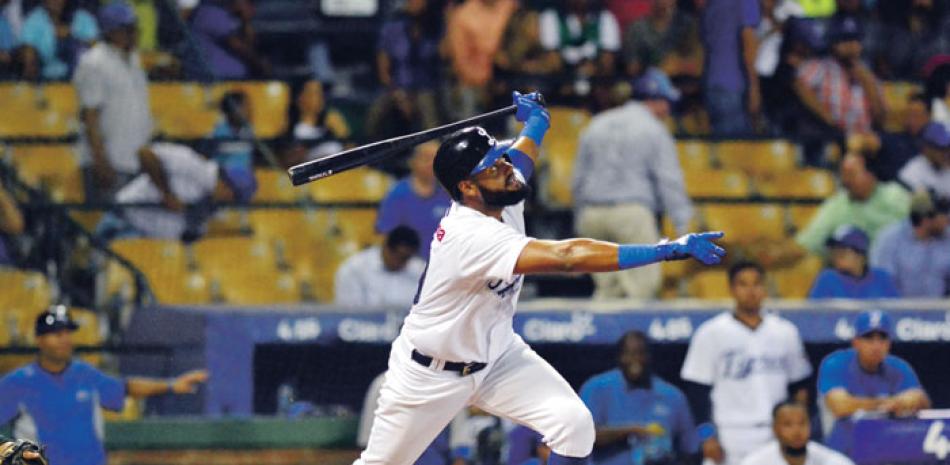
(740, 441), (854, 465)
(681, 312), (812, 428)
(400, 201), (532, 363)
(898, 155), (950, 198)
(334, 246), (426, 308)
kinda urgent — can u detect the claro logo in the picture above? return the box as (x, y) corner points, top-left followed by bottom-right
(338, 313), (402, 343)
(522, 312), (596, 342)
(835, 313), (950, 342)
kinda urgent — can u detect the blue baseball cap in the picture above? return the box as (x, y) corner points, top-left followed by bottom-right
(920, 122), (950, 149)
(632, 68), (680, 103)
(35, 305), (80, 336)
(827, 15), (863, 43)
(854, 310), (893, 338)
(98, 2), (137, 33)
(826, 224), (870, 254)
(468, 139), (514, 177)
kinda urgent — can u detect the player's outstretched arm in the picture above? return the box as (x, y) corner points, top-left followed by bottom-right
(514, 232), (725, 275)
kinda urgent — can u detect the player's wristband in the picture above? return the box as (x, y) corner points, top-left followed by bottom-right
(617, 244), (663, 270)
(520, 111), (549, 146)
(697, 423), (717, 442)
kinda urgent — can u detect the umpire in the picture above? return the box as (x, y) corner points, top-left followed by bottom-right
(0, 306), (208, 465)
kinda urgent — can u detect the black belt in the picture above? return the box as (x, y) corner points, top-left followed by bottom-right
(411, 349), (487, 377)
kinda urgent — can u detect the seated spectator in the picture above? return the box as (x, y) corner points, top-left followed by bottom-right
(794, 15), (886, 138)
(740, 402), (854, 465)
(755, 0), (802, 80)
(20, 0), (97, 79)
(606, 0), (652, 31)
(494, 5), (561, 101)
(211, 90), (255, 172)
(189, 0), (269, 79)
(375, 142), (450, 260)
(818, 310), (931, 456)
(875, 93), (930, 182)
(808, 225), (899, 298)
(870, 0), (944, 80)
(622, 0), (699, 78)
(924, 57), (950, 126)
(95, 142), (257, 242)
(870, 190), (950, 298)
(365, 0), (442, 142)
(681, 261), (811, 465)
(581, 330), (699, 465)
(0, 0), (37, 79)
(761, 16), (820, 138)
(702, 0), (761, 136)
(444, 0), (516, 119)
(898, 122), (950, 198)
(74, 2), (153, 203)
(796, 154), (910, 257)
(333, 226), (425, 308)
(291, 80), (349, 160)
(0, 181), (24, 267)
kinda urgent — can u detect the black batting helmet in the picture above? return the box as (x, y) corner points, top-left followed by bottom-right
(434, 126), (512, 200)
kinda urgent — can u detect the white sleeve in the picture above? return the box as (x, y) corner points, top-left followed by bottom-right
(334, 258), (365, 307)
(456, 221), (532, 282)
(154, 143), (220, 193)
(680, 323), (717, 385)
(786, 324), (813, 382)
(73, 54), (105, 109)
(538, 9), (561, 50)
(598, 10), (621, 51)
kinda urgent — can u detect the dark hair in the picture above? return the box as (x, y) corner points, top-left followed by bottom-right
(771, 400), (807, 420)
(220, 90), (248, 115)
(908, 92), (932, 113)
(728, 260), (765, 285)
(615, 330), (649, 357)
(385, 226), (420, 251)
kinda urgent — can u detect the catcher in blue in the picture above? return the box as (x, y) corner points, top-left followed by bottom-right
(354, 91), (726, 465)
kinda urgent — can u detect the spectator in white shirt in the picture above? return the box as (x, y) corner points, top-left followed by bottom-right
(334, 226), (425, 308)
(741, 401), (853, 465)
(95, 142), (257, 242)
(898, 121), (950, 198)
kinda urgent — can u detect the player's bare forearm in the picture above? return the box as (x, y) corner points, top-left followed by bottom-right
(514, 238), (620, 274)
(824, 389), (885, 418)
(127, 377), (174, 398)
(894, 388), (930, 412)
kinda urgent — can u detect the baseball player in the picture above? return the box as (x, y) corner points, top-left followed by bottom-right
(680, 261), (812, 465)
(354, 91), (726, 465)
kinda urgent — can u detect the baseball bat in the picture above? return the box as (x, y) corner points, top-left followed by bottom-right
(288, 105), (517, 186)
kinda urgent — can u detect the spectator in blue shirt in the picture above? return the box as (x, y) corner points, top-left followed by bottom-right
(808, 225), (900, 299)
(211, 90), (255, 174)
(375, 141), (451, 260)
(817, 310), (931, 456)
(870, 190), (950, 297)
(580, 330), (699, 465)
(702, 0), (761, 135)
(0, 306), (209, 465)
(20, 0), (98, 79)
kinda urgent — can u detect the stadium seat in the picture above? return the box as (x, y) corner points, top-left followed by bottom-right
(881, 82), (921, 133)
(683, 170), (750, 198)
(787, 205), (820, 233)
(205, 208), (250, 237)
(254, 168), (303, 203)
(9, 145), (84, 202)
(308, 167), (393, 203)
(149, 82), (219, 138)
(37, 83), (79, 118)
(191, 236), (302, 304)
(772, 255), (824, 299)
(686, 270), (731, 299)
(542, 107), (590, 206)
(214, 82), (290, 138)
(0, 84), (75, 137)
(756, 168), (836, 200)
(329, 208), (381, 248)
(67, 307), (103, 366)
(701, 203), (787, 243)
(715, 141), (798, 177)
(110, 238), (211, 304)
(0, 269), (52, 337)
(676, 141), (712, 172)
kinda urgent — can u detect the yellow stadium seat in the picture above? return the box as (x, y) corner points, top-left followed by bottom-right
(110, 239), (211, 304)
(542, 107), (591, 207)
(213, 82), (290, 138)
(716, 141), (798, 177)
(205, 208), (250, 237)
(69, 211), (103, 232)
(882, 82), (921, 133)
(772, 255), (824, 299)
(67, 307), (103, 366)
(701, 204), (787, 243)
(149, 82), (218, 138)
(788, 205), (820, 233)
(37, 83), (79, 118)
(329, 208), (381, 248)
(9, 145), (84, 203)
(0, 84), (76, 137)
(686, 270), (731, 299)
(254, 168), (303, 203)
(192, 236), (277, 273)
(0, 269), (51, 315)
(757, 168), (836, 200)
(192, 237), (303, 303)
(684, 170), (750, 198)
(676, 141), (712, 171)
(308, 168), (393, 203)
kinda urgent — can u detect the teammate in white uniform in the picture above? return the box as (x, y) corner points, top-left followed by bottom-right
(741, 402), (853, 465)
(354, 92), (727, 465)
(681, 261), (812, 465)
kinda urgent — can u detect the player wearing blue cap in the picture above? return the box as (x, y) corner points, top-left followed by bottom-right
(808, 225), (899, 299)
(817, 310), (931, 455)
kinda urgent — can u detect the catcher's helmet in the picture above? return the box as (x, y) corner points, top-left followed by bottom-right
(434, 126), (512, 200)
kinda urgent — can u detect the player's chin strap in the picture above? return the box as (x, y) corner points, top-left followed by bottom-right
(547, 453), (588, 465)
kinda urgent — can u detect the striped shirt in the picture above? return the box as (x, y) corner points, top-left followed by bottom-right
(798, 58), (880, 133)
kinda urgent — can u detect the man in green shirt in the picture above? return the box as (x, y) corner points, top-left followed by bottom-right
(796, 155), (910, 256)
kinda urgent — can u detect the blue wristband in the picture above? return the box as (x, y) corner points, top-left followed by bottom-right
(520, 112), (549, 145)
(697, 423), (717, 442)
(617, 244), (663, 270)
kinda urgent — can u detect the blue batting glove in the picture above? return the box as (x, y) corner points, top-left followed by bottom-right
(657, 231), (726, 265)
(513, 91), (547, 122)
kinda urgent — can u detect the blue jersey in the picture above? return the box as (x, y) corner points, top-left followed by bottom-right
(580, 370), (699, 465)
(0, 361), (126, 465)
(211, 120), (254, 171)
(375, 179), (451, 260)
(808, 268), (899, 299)
(817, 348), (922, 455)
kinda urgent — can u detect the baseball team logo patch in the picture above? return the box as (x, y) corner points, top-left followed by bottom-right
(435, 226), (445, 242)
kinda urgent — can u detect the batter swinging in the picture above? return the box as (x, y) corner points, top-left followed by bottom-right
(354, 92), (726, 465)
